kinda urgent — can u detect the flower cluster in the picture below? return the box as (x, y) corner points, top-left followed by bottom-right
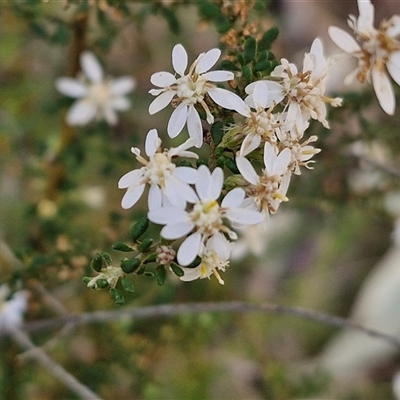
(115, 38), (342, 285)
(329, 0), (400, 115)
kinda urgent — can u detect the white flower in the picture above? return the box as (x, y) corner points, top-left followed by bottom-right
(148, 44), (248, 147)
(0, 285), (27, 332)
(118, 129), (199, 210)
(55, 51), (136, 126)
(236, 81), (284, 157)
(328, 0), (400, 115)
(180, 235), (230, 285)
(236, 142), (291, 220)
(148, 164), (263, 266)
(271, 38), (342, 131)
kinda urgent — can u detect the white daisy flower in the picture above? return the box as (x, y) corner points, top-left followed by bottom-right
(55, 51), (136, 126)
(271, 38), (342, 131)
(180, 235), (230, 285)
(118, 129), (199, 210)
(0, 285), (27, 333)
(148, 43), (248, 147)
(237, 81), (284, 157)
(328, 0), (400, 115)
(236, 142), (292, 221)
(148, 165), (263, 266)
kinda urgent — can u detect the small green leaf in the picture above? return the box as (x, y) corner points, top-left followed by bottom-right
(170, 263), (184, 277)
(130, 217), (149, 242)
(253, 60), (271, 73)
(186, 256), (201, 269)
(101, 252), (112, 266)
(160, 6), (180, 35)
(112, 242), (134, 252)
(91, 253), (103, 272)
(144, 253), (157, 264)
(144, 271), (155, 278)
(242, 65), (252, 82)
(216, 157), (225, 168)
(138, 238), (153, 252)
(82, 277), (91, 284)
(96, 279), (109, 289)
(121, 277), (134, 293)
(196, 159), (208, 167)
(211, 121), (224, 146)
(177, 160), (193, 168)
(259, 27), (279, 51)
(220, 60), (241, 72)
(155, 266), (167, 285)
(121, 258), (141, 274)
(225, 157), (240, 174)
(199, 2), (220, 19)
(244, 36), (256, 64)
(110, 288), (124, 305)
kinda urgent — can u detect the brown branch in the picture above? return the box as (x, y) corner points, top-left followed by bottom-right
(23, 301), (400, 350)
(9, 326), (103, 400)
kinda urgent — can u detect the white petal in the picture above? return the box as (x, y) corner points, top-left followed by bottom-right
(208, 232), (230, 260)
(387, 51), (400, 86)
(387, 16), (400, 37)
(236, 157), (259, 185)
(109, 97), (131, 111)
(195, 48), (221, 74)
(80, 51), (103, 83)
(110, 77), (136, 94)
(252, 81), (270, 109)
(186, 106), (203, 148)
(103, 107), (118, 125)
(372, 68), (395, 115)
(208, 88), (249, 117)
(55, 78), (88, 98)
(179, 267), (202, 282)
(221, 187), (245, 208)
(148, 207), (186, 225)
(148, 184), (162, 210)
(328, 26), (361, 54)
(209, 167), (223, 200)
(148, 90), (175, 115)
(121, 184), (145, 209)
(171, 138), (198, 157)
(196, 165), (211, 200)
(263, 142), (277, 174)
(168, 103), (188, 138)
(226, 208), (264, 225)
(273, 148), (291, 176)
(150, 71), (177, 87)
(177, 232), (202, 266)
(161, 221), (194, 240)
(357, 0), (374, 32)
(118, 169), (144, 189)
(204, 70), (234, 82)
(165, 177), (198, 206)
(174, 166), (198, 184)
(172, 44), (188, 76)
(240, 134), (261, 157)
(145, 129), (160, 157)
(66, 100), (97, 125)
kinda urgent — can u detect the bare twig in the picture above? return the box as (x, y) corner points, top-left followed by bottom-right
(8, 326), (103, 400)
(353, 152), (400, 179)
(24, 301), (400, 350)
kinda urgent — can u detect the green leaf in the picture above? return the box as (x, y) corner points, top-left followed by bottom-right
(112, 242), (134, 252)
(170, 263), (184, 277)
(51, 23), (70, 45)
(244, 36), (256, 64)
(91, 253), (103, 272)
(211, 121), (224, 146)
(101, 252), (112, 266)
(199, 2), (220, 19)
(120, 258), (141, 274)
(130, 217), (149, 242)
(110, 288), (125, 305)
(138, 238), (153, 252)
(155, 266), (166, 286)
(196, 159), (208, 167)
(96, 279), (109, 289)
(215, 13), (231, 33)
(186, 256), (201, 269)
(225, 157), (240, 174)
(177, 160), (193, 167)
(121, 277), (134, 293)
(220, 60), (241, 72)
(253, 60), (271, 73)
(242, 65), (252, 82)
(160, 6), (180, 35)
(259, 27), (279, 51)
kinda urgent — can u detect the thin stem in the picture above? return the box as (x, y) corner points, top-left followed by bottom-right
(23, 301), (400, 350)
(8, 326), (103, 400)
